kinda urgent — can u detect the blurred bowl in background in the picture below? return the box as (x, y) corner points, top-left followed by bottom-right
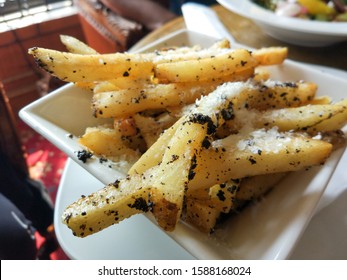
(217, 0), (347, 47)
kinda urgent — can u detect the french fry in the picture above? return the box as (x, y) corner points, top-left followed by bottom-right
(231, 98), (347, 132)
(133, 112), (177, 148)
(252, 68), (271, 82)
(93, 77), (152, 92)
(189, 128), (333, 191)
(252, 47), (288, 66)
(188, 178), (240, 214)
(154, 49), (257, 83)
(236, 80), (318, 111)
(78, 125), (141, 162)
(93, 80), (119, 93)
(308, 96), (332, 105)
(235, 172), (287, 201)
(150, 115), (210, 231)
(144, 42), (233, 63)
(28, 47), (154, 83)
(185, 198), (221, 233)
(92, 81), (221, 118)
(208, 180), (239, 213)
(60, 34), (98, 55)
(209, 39), (231, 49)
(306, 98), (347, 133)
(128, 119), (182, 176)
(153, 47), (287, 84)
(62, 172), (151, 237)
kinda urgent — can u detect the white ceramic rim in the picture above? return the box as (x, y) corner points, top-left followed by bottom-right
(217, 0), (347, 36)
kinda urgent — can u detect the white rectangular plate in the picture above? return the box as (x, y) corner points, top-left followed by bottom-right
(20, 29), (347, 259)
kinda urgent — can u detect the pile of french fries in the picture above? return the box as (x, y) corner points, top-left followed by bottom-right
(28, 35), (347, 237)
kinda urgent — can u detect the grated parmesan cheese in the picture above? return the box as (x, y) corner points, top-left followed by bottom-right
(237, 127), (294, 154)
(191, 81), (251, 116)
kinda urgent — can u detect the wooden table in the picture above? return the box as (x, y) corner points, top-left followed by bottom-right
(133, 4), (347, 71)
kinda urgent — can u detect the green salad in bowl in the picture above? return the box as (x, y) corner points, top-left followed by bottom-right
(253, 0), (347, 21)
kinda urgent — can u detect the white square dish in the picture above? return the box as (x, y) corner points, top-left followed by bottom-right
(20, 29), (347, 259)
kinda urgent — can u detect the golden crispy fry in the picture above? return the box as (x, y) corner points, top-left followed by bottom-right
(185, 198), (221, 233)
(209, 39), (231, 49)
(78, 125), (141, 162)
(150, 116), (210, 231)
(153, 47), (287, 84)
(236, 80), (318, 111)
(252, 47), (288, 66)
(28, 47), (154, 83)
(128, 117), (182, 175)
(93, 77), (153, 93)
(308, 96), (332, 105)
(267, 100), (347, 131)
(235, 173), (287, 201)
(62, 173), (152, 237)
(60, 35), (150, 93)
(307, 98), (347, 133)
(232, 98), (347, 132)
(59, 35), (100, 90)
(92, 81), (222, 118)
(143, 42), (234, 63)
(208, 180), (239, 213)
(252, 68), (271, 82)
(93, 81), (119, 93)
(133, 112), (177, 148)
(189, 129), (333, 191)
(188, 178), (240, 214)
(154, 49), (257, 83)
(73, 81), (95, 90)
(113, 118), (138, 137)
(60, 34), (98, 55)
